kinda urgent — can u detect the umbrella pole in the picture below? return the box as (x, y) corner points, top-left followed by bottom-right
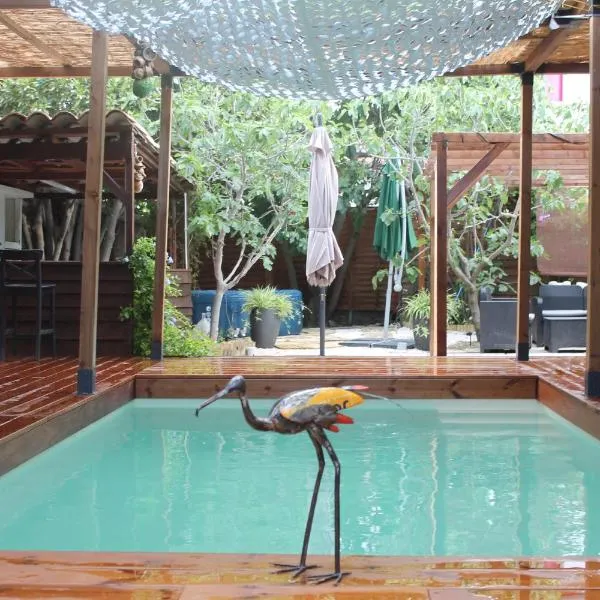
(383, 261), (394, 339)
(319, 286), (326, 356)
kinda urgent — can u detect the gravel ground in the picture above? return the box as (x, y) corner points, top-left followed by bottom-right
(246, 325), (579, 357)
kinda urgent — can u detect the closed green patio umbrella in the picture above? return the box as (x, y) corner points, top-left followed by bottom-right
(373, 159), (417, 337)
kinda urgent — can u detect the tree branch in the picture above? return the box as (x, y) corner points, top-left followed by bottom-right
(224, 240), (247, 285)
(486, 206), (519, 264)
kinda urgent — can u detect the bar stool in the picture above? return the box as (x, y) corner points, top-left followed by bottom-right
(0, 249), (56, 360)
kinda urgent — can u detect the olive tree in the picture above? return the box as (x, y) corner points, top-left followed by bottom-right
(174, 83), (313, 339)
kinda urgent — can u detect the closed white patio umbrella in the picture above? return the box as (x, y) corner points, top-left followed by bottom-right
(306, 118), (343, 356)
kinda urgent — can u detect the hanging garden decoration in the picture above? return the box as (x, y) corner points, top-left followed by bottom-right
(53, 0), (560, 99)
(131, 43), (157, 98)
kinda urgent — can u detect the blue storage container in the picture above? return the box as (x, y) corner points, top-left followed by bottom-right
(278, 289), (304, 336)
(192, 288), (303, 338)
(191, 290), (216, 325)
(192, 289), (250, 338)
(221, 290), (250, 337)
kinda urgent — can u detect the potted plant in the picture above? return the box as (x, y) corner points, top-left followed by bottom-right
(242, 286), (293, 349)
(402, 290), (460, 351)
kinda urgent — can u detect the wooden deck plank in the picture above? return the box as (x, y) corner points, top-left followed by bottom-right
(137, 374), (538, 399)
(0, 357), (148, 448)
(0, 552), (598, 599)
(136, 356), (587, 401)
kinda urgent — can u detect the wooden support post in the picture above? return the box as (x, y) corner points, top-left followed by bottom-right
(171, 196), (178, 267)
(587, 2), (600, 397)
(77, 31), (108, 395)
(124, 134), (135, 255)
(431, 140), (448, 357)
(183, 192), (189, 270)
(516, 72), (534, 362)
(151, 75), (174, 360)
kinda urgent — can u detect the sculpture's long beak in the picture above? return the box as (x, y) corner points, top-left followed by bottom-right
(195, 388), (228, 416)
(342, 384), (388, 401)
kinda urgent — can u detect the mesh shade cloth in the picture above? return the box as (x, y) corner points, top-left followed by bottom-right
(537, 199), (588, 278)
(51, 0), (559, 99)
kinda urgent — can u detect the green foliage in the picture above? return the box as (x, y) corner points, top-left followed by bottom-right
(3, 74), (590, 329)
(402, 289), (461, 337)
(372, 259), (420, 291)
(120, 237), (216, 357)
(0, 77), (152, 119)
(448, 172), (566, 297)
(174, 83), (312, 279)
(241, 286), (294, 320)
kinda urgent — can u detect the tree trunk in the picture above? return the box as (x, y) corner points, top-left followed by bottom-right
(210, 282), (227, 341)
(62, 200), (80, 261)
(100, 198), (124, 261)
(33, 200), (44, 256)
(326, 210), (365, 320)
(209, 233), (227, 340)
(466, 286), (481, 337)
(53, 199), (76, 260)
(42, 198), (55, 259)
(21, 213), (33, 249)
(333, 210), (346, 237)
(73, 203), (84, 261)
(280, 240), (298, 289)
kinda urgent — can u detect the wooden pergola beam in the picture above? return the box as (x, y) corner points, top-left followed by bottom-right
(77, 30), (108, 395)
(516, 72), (534, 362)
(524, 28), (573, 73)
(447, 142), (509, 208)
(432, 132), (587, 145)
(587, 1), (600, 397)
(446, 62), (589, 77)
(431, 139), (448, 357)
(151, 75), (174, 360)
(0, 140), (128, 161)
(0, 66), (131, 78)
(0, 12), (72, 67)
(102, 170), (128, 204)
(0, 0), (51, 7)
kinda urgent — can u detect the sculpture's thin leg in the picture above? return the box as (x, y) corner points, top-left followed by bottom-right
(273, 429), (324, 578)
(307, 427), (349, 586)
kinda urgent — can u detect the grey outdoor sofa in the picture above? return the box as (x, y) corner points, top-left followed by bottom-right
(531, 283), (587, 352)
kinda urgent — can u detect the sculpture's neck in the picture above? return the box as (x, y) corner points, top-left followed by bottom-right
(240, 395), (273, 432)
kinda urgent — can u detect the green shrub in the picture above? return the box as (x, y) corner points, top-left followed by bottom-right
(402, 289), (461, 337)
(121, 237), (217, 357)
(241, 286), (294, 319)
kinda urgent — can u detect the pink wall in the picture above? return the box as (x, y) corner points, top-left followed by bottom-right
(544, 74), (589, 103)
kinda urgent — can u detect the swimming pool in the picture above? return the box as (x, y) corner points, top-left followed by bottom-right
(0, 398), (598, 556)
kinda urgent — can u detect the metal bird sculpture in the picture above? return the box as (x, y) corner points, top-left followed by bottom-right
(195, 375), (371, 585)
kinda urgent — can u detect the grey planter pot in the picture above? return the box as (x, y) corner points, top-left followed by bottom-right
(250, 308), (281, 349)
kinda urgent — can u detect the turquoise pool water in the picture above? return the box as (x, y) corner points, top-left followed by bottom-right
(0, 399), (599, 556)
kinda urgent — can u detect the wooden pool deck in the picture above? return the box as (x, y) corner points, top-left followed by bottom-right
(0, 356), (149, 475)
(0, 354), (599, 598)
(1, 551), (600, 599)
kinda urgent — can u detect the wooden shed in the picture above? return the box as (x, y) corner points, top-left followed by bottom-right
(0, 110), (193, 356)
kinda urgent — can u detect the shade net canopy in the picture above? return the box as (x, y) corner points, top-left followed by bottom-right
(51, 0), (560, 99)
